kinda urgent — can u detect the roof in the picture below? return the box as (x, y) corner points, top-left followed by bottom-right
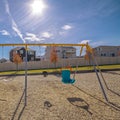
(10, 47), (35, 51)
(0, 58), (7, 63)
(62, 46), (76, 49)
(94, 45), (120, 49)
(11, 47), (23, 51)
(27, 48), (36, 51)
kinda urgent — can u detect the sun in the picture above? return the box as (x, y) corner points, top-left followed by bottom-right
(31, 0), (46, 15)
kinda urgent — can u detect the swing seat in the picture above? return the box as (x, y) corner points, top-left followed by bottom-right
(61, 70), (75, 84)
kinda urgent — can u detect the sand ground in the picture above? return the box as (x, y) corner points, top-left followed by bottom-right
(0, 71), (120, 120)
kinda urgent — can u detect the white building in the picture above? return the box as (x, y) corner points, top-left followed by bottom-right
(93, 46), (120, 57)
(45, 46), (76, 59)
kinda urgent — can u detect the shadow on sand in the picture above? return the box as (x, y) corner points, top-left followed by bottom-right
(72, 84), (120, 111)
(67, 97), (92, 115)
(103, 71), (120, 97)
(11, 89), (26, 120)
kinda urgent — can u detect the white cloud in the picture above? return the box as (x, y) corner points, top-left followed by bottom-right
(12, 20), (25, 43)
(0, 30), (10, 36)
(59, 31), (65, 36)
(91, 41), (107, 47)
(79, 40), (107, 48)
(4, 0), (25, 43)
(77, 40), (91, 56)
(62, 25), (72, 30)
(59, 25), (73, 36)
(26, 33), (37, 37)
(42, 32), (53, 38)
(24, 32), (45, 42)
(5, 0), (10, 14)
(80, 40), (91, 44)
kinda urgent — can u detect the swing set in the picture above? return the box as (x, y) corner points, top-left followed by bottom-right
(0, 43), (111, 119)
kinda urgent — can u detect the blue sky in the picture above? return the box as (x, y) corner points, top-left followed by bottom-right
(0, 0), (120, 58)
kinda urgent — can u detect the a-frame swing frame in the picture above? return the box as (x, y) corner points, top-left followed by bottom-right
(0, 43), (109, 119)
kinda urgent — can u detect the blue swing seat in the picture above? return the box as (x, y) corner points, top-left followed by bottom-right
(61, 70), (75, 84)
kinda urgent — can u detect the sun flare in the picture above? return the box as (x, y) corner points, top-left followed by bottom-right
(31, 0), (46, 15)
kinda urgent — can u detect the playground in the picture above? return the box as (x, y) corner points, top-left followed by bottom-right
(0, 71), (120, 120)
(0, 43), (120, 120)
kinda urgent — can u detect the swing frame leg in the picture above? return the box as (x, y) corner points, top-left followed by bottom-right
(93, 65), (108, 102)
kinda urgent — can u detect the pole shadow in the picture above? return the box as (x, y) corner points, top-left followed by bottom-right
(104, 71), (120, 75)
(11, 89), (26, 120)
(72, 84), (120, 111)
(102, 71), (120, 97)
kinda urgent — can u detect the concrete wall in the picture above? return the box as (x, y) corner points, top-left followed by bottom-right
(0, 56), (120, 71)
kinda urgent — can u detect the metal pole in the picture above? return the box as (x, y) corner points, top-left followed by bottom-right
(2, 46), (4, 58)
(91, 55), (108, 102)
(25, 45), (28, 106)
(0, 43), (87, 47)
(93, 65), (108, 102)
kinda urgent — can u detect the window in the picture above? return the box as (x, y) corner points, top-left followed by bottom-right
(97, 48), (100, 51)
(98, 47), (102, 51)
(101, 53), (106, 56)
(20, 50), (23, 54)
(31, 57), (34, 61)
(117, 48), (120, 51)
(56, 50), (60, 52)
(28, 51), (34, 55)
(104, 53), (106, 56)
(111, 53), (115, 57)
(15, 51), (17, 53)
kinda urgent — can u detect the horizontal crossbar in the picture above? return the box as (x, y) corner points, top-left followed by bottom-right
(0, 43), (87, 47)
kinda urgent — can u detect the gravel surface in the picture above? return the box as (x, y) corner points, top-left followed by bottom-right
(0, 71), (120, 120)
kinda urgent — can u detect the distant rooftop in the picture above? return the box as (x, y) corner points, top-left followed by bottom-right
(10, 47), (35, 51)
(94, 45), (120, 48)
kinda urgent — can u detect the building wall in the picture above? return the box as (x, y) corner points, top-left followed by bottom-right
(45, 46), (76, 59)
(0, 56), (120, 71)
(9, 47), (36, 62)
(94, 46), (120, 57)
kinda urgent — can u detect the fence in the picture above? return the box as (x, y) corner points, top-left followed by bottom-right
(0, 56), (120, 71)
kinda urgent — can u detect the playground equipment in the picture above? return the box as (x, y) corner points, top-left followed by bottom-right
(50, 46), (77, 83)
(42, 71), (48, 77)
(60, 64), (77, 84)
(84, 47), (108, 102)
(50, 46), (58, 67)
(61, 65), (72, 71)
(13, 52), (23, 71)
(0, 43), (111, 119)
(0, 43), (89, 100)
(2, 46), (4, 58)
(61, 70), (75, 84)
